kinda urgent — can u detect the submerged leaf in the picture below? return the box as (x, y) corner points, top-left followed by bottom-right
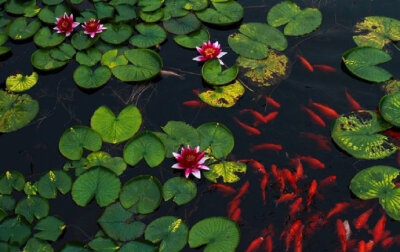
(199, 80), (245, 108)
(204, 161), (246, 183)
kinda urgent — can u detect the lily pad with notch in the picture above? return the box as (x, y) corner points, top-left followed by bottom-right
(37, 170), (72, 199)
(15, 196), (49, 223)
(173, 29), (209, 48)
(101, 49), (129, 69)
(76, 48), (102, 66)
(163, 13), (200, 35)
(129, 23), (166, 48)
(6, 72), (38, 92)
(197, 122), (234, 159)
(34, 27), (65, 48)
(7, 17), (40, 40)
(379, 91), (400, 127)
(50, 43), (76, 61)
(202, 59), (238, 85)
(101, 23), (133, 45)
(31, 49), (68, 71)
(196, 1), (243, 26)
(204, 161), (246, 183)
(123, 132), (165, 167)
(0, 171), (25, 194)
(163, 177), (197, 205)
(34, 216), (65, 242)
(73, 65), (112, 89)
(71, 31), (98, 50)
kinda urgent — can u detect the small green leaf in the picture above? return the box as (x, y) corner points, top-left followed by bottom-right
(196, 1), (243, 26)
(101, 23), (133, 45)
(15, 196), (49, 223)
(0, 171), (25, 194)
(163, 13), (200, 35)
(101, 49), (129, 69)
(119, 241), (156, 252)
(379, 91), (400, 127)
(173, 29), (209, 48)
(50, 43), (76, 61)
(7, 17), (40, 40)
(37, 170), (72, 199)
(163, 177), (197, 205)
(71, 31), (98, 50)
(73, 65), (111, 89)
(130, 23), (166, 48)
(202, 59), (238, 85)
(123, 132), (165, 167)
(34, 216), (65, 242)
(88, 237), (118, 252)
(76, 48), (102, 66)
(23, 238), (53, 252)
(34, 27), (65, 48)
(197, 122), (234, 159)
(0, 217), (31, 246)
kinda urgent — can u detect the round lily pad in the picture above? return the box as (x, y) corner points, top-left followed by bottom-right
(50, 43), (76, 61)
(38, 4), (69, 24)
(7, 17), (40, 40)
(184, 0), (208, 11)
(31, 49), (68, 71)
(228, 23), (287, 59)
(342, 47), (392, 83)
(71, 167), (121, 207)
(188, 217), (240, 252)
(58, 125), (102, 160)
(196, 1), (243, 26)
(37, 170), (72, 199)
(379, 91), (400, 127)
(138, 0), (163, 12)
(84, 151), (127, 176)
(90, 105), (142, 144)
(0, 91), (39, 133)
(15, 196), (49, 223)
(197, 122), (234, 159)
(111, 49), (162, 82)
(0, 171), (25, 194)
(129, 23), (166, 48)
(101, 49), (129, 69)
(163, 177), (197, 205)
(34, 216), (65, 242)
(88, 237), (117, 251)
(71, 31), (98, 50)
(73, 65), (111, 89)
(331, 110), (397, 159)
(145, 216), (189, 252)
(163, 0), (188, 19)
(5, 0), (39, 16)
(33, 27), (65, 48)
(139, 9), (164, 23)
(202, 59), (238, 85)
(199, 80), (245, 108)
(123, 132), (165, 167)
(119, 241), (156, 252)
(101, 23), (133, 45)
(76, 48), (102, 66)
(0, 217), (31, 246)
(163, 13), (200, 35)
(204, 161), (246, 183)
(23, 238), (53, 252)
(6, 72), (38, 92)
(173, 29), (209, 48)
(119, 175), (162, 214)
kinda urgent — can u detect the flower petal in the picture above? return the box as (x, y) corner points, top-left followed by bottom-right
(198, 156), (209, 164)
(217, 51), (227, 58)
(192, 169), (201, 179)
(185, 169), (191, 178)
(172, 152), (182, 159)
(198, 165), (210, 170)
(193, 56), (207, 62)
(172, 163), (184, 169)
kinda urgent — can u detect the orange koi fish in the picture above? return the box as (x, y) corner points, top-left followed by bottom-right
(293, 224), (304, 252)
(300, 132), (332, 151)
(254, 111), (279, 126)
(313, 64), (336, 73)
(319, 175), (337, 188)
(297, 155), (325, 169)
(284, 220), (303, 251)
(182, 100), (206, 108)
(245, 237), (264, 252)
(289, 197), (303, 219)
(271, 164), (285, 193)
(372, 214), (386, 244)
(301, 106), (326, 127)
(345, 89), (362, 111)
(208, 184), (236, 196)
(381, 237), (394, 249)
(238, 159), (267, 175)
(336, 219), (348, 252)
(234, 117), (261, 135)
(192, 89), (199, 95)
(231, 207), (241, 222)
(265, 96), (281, 108)
(353, 208), (374, 230)
(276, 192), (297, 205)
(240, 109), (267, 125)
(290, 158), (304, 180)
(282, 168), (298, 192)
(307, 180), (318, 210)
(265, 235), (273, 252)
(260, 174), (268, 204)
(296, 55), (314, 72)
(357, 240), (374, 252)
(228, 198), (241, 217)
(250, 143), (282, 152)
(233, 181), (250, 201)
(327, 202), (350, 219)
(309, 100), (339, 119)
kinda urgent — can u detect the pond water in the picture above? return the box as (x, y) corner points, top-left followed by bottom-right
(2, 0), (400, 251)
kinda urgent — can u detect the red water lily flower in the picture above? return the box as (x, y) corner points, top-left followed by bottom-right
(54, 13), (79, 37)
(193, 41), (227, 64)
(172, 145), (210, 179)
(82, 19), (106, 38)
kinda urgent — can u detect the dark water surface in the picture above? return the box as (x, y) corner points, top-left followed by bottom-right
(2, 0), (400, 251)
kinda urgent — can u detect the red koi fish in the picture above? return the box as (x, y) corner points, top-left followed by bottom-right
(300, 132), (332, 151)
(284, 220), (303, 251)
(301, 106), (326, 127)
(233, 181), (250, 201)
(372, 214), (386, 244)
(357, 240), (374, 252)
(345, 89), (362, 111)
(290, 159), (304, 180)
(231, 208), (241, 222)
(260, 174), (268, 204)
(282, 169), (298, 192)
(182, 100), (206, 108)
(276, 192), (297, 205)
(307, 180), (318, 210)
(293, 224), (304, 252)
(265, 235), (273, 252)
(208, 184), (236, 196)
(234, 117), (261, 135)
(336, 219), (348, 252)
(309, 100), (339, 119)
(296, 55), (314, 72)
(289, 197), (303, 219)
(385, 129), (400, 139)
(192, 89), (199, 96)
(297, 155), (325, 169)
(245, 237), (264, 252)
(250, 143), (282, 152)
(265, 96), (281, 108)
(240, 109), (267, 125)
(271, 164), (285, 193)
(327, 202), (350, 219)
(353, 208), (374, 230)
(254, 111), (279, 126)
(381, 237), (394, 249)
(319, 175), (337, 188)
(313, 64), (336, 73)
(238, 159), (267, 175)
(228, 198), (241, 217)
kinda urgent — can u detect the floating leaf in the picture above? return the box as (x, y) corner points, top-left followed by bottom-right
(119, 241), (156, 252)
(382, 79), (400, 94)
(7, 17), (40, 40)
(95, 2), (114, 19)
(101, 49), (129, 69)
(34, 216), (65, 242)
(36, 170), (72, 199)
(71, 167), (121, 207)
(228, 23), (287, 59)
(31, 49), (68, 71)
(198, 80), (245, 108)
(236, 51), (290, 87)
(163, 0), (188, 19)
(23, 238), (53, 252)
(353, 16), (400, 49)
(204, 161), (246, 183)
(267, 1), (322, 36)
(379, 91), (400, 127)
(202, 59), (238, 85)
(331, 110), (397, 159)
(0, 217), (31, 246)
(42, 0), (63, 5)
(90, 105), (142, 144)
(0, 171), (25, 195)
(73, 65), (111, 89)
(197, 122), (234, 159)
(101, 23), (133, 45)
(123, 132), (165, 167)
(59, 126), (102, 160)
(163, 13), (200, 35)
(184, 0), (208, 11)
(196, 1), (243, 26)
(88, 237), (118, 252)
(5, 0), (39, 16)
(0, 195), (16, 211)
(114, 4), (137, 22)
(34, 27), (65, 48)
(120, 175), (162, 214)
(73, 151), (127, 176)
(130, 23), (166, 48)
(50, 43), (76, 61)
(38, 4), (69, 24)
(138, 0), (163, 12)
(139, 9), (164, 23)
(188, 217), (240, 252)
(163, 177), (197, 205)
(15, 196), (49, 223)
(98, 202), (145, 241)
(342, 47), (392, 83)
(173, 29), (209, 48)
(0, 91), (39, 133)
(145, 216), (189, 252)
(76, 48), (102, 66)
(72, 31), (98, 50)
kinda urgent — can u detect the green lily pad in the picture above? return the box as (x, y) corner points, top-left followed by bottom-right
(204, 161), (246, 183)
(90, 105), (142, 144)
(71, 167), (121, 207)
(342, 47), (392, 83)
(112, 49), (162, 82)
(173, 29), (209, 48)
(184, 0), (208, 11)
(36, 170), (72, 199)
(0, 91), (39, 133)
(98, 202), (145, 242)
(0, 217), (31, 246)
(34, 27), (65, 48)
(101, 23), (133, 45)
(23, 238), (53, 252)
(236, 51), (290, 87)
(114, 4), (137, 22)
(88, 237), (118, 251)
(60, 244), (91, 252)
(76, 48), (102, 66)
(24, 182), (38, 196)
(0, 195), (16, 211)
(163, 13), (200, 35)
(76, 10), (97, 23)
(0, 242), (19, 252)
(188, 217), (240, 252)
(38, 4), (69, 24)
(228, 23), (287, 59)
(202, 59), (238, 85)
(163, 0), (188, 19)
(145, 216), (189, 252)
(379, 91), (400, 127)
(331, 110), (397, 159)
(50, 43), (76, 61)
(198, 80), (245, 108)
(153, 121), (200, 158)
(119, 241), (156, 252)
(59, 126), (102, 160)
(163, 177), (197, 205)
(139, 9), (164, 23)
(15, 196), (49, 223)
(34, 216), (65, 242)
(5, 0), (39, 16)
(197, 122), (234, 159)
(0, 171), (25, 194)
(196, 1), (243, 26)
(5, 72), (38, 92)
(101, 49), (129, 69)
(267, 1), (322, 36)
(7, 17), (40, 40)
(380, 187), (400, 221)
(138, 0), (163, 12)
(123, 132), (165, 167)
(31, 49), (68, 71)
(130, 24), (166, 48)
(95, 2), (114, 19)
(73, 65), (111, 89)
(72, 31), (98, 50)
(42, 0), (63, 5)
(120, 175), (162, 214)
(353, 16), (400, 49)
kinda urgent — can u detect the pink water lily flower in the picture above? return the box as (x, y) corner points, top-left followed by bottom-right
(82, 19), (107, 38)
(193, 41), (227, 64)
(172, 145), (209, 179)
(54, 13), (79, 37)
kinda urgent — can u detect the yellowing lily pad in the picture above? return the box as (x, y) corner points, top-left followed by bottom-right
(204, 161), (246, 183)
(6, 72), (38, 92)
(198, 80), (245, 108)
